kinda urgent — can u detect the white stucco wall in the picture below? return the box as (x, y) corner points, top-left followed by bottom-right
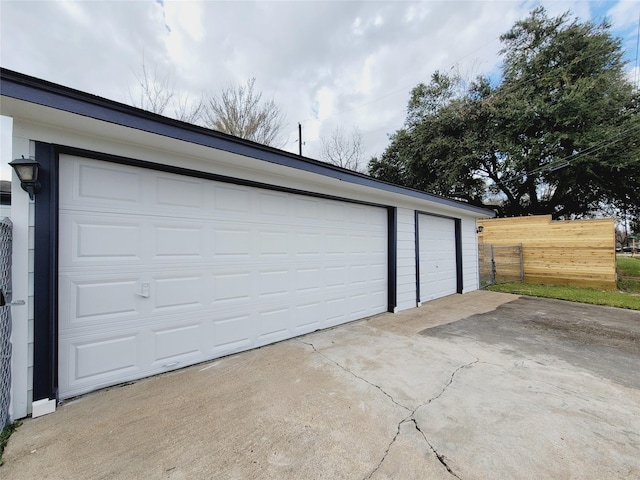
(8, 130), (34, 421)
(396, 208), (417, 311)
(461, 216), (480, 293)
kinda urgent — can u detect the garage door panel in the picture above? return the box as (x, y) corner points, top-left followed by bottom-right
(59, 155), (388, 398)
(349, 293), (369, 317)
(370, 262), (388, 281)
(155, 176), (206, 208)
(155, 226), (205, 258)
(214, 185), (251, 213)
(296, 197), (321, 219)
(214, 228), (252, 257)
(75, 278), (140, 320)
(152, 275), (204, 311)
(294, 232), (321, 254)
(258, 269), (290, 297)
(76, 162), (143, 204)
(58, 275), (144, 329)
(259, 230), (291, 255)
(151, 323), (202, 364)
(213, 270), (252, 302)
(295, 267), (321, 292)
(257, 307), (291, 343)
(59, 215), (142, 264)
(260, 192), (289, 216)
(294, 301), (322, 332)
(63, 333), (140, 385)
(349, 205), (372, 224)
(326, 266), (347, 287)
(210, 314), (253, 354)
(77, 222), (140, 259)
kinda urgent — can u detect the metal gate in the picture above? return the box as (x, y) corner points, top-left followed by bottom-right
(479, 243), (523, 287)
(0, 218), (12, 428)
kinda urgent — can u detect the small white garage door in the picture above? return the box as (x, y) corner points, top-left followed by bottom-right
(418, 214), (457, 302)
(58, 155), (388, 398)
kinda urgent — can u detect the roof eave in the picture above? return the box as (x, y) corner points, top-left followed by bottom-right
(0, 68), (495, 218)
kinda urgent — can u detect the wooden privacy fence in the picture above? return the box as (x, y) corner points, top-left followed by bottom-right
(478, 215), (616, 290)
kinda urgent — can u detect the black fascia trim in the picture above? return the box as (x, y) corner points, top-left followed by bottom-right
(415, 211), (464, 302)
(1, 68), (495, 218)
(414, 211), (421, 304)
(387, 207), (397, 312)
(33, 142), (58, 402)
(55, 145), (388, 209)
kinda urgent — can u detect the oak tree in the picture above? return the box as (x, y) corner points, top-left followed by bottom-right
(369, 7), (640, 217)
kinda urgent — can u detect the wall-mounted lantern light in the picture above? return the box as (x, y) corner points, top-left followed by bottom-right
(476, 225), (484, 234)
(9, 156), (41, 200)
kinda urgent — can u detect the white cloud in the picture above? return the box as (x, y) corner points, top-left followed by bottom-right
(1, 0), (636, 162)
(607, 0), (640, 29)
(162, 0), (206, 74)
(58, 0), (91, 24)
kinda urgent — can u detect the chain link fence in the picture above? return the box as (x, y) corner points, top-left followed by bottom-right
(479, 243), (523, 288)
(0, 218), (12, 428)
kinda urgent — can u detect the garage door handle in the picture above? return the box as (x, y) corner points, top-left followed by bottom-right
(136, 282), (150, 298)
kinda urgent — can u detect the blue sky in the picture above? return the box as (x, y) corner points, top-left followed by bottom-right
(1, 1), (639, 179)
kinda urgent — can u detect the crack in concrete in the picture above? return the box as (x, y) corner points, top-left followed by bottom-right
(428, 358), (479, 405)
(411, 418), (462, 479)
(363, 416), (407, 479)
(404, 358), (477, 480)
(296, 339), (411, 411)
(298, 337), (476, 480)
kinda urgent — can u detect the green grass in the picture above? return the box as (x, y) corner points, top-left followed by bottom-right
(0, 422), (21, 466)
(487, 283), (640, 310)
(487, 254), (640, 310)
(617, 255), (640, 277)
(617, 255), (640, 294)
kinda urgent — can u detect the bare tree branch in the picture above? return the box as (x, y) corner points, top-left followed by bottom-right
(320, 126), (365, 172)
(202, 78), (286, 147)
(174, 94), (205, 124)
(130, 57), (204, 125)
(131, 58), (174, 115)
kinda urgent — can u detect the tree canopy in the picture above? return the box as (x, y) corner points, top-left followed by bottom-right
(369, 7), (640, 218)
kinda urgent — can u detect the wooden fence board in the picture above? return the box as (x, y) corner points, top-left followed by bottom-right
(478, 215), (616, 289)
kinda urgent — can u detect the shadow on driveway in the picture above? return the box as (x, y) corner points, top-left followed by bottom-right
(420, 296), (640, 388)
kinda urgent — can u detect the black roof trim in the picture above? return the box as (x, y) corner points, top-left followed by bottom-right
(0, 68), (494, 217)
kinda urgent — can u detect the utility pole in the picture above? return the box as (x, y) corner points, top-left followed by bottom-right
(298, 123), (302, 156)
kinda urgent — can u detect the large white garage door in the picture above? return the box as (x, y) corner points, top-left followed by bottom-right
(418, 214), (457, 302)
(58, 155), (388, 398)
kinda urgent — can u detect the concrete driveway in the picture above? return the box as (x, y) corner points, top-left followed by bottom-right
(3, 291), (639, 479)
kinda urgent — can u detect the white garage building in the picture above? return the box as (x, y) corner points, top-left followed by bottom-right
(0, 69), (493, 420)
